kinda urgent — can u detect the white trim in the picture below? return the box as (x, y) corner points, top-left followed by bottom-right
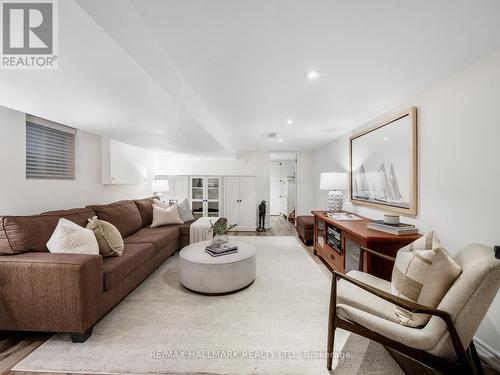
(474, 336), (500, 371)
(26, 114), (76, 135)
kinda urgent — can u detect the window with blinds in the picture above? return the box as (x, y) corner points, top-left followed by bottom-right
(26, 116), (76, 180)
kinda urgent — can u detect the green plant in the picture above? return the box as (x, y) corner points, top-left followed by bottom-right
(208, 219), (237, 235)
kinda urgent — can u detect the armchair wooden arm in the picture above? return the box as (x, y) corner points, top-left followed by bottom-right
(359, 247), (396, 272)
(327, 271), (473, 373)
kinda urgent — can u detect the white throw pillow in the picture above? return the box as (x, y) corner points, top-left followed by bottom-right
(153, 198), (169, 209)
(176, 198), (195, 223)
(391, 231), (461, 327)
(47, 218), (99, 255)
(151, 204), (183, 227)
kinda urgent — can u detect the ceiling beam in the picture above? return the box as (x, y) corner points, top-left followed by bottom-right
(75, 0), (236, 157)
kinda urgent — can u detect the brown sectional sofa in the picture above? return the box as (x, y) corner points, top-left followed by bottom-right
(0, 197), (193, 342)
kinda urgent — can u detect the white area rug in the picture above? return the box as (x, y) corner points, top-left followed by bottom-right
(15, 236), (403, 374)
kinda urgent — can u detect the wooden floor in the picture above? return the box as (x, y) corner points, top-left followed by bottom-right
(1, 216), (498, 375)
(228, 215), (297, 237)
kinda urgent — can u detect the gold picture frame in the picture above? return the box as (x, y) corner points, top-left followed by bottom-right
(349, 107), (417, 216)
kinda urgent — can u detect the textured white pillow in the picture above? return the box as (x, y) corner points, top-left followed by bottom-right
(391, 231), (461, 327)
(151, 204), (183, 227)
(47, 218), (99, 255)
(153, 198), (169, 209)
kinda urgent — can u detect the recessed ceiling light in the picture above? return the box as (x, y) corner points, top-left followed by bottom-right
(305, 69), (322, 81)
(278, 138), (283, 143)
(286, 119), (293, 125)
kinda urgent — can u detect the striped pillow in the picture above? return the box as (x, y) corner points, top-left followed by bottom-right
(391, 231), (461, 327)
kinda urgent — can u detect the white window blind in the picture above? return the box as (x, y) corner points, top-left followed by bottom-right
(26, 116), (76, 180)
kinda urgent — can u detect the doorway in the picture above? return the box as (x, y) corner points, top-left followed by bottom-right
(269, 153), (297, 223)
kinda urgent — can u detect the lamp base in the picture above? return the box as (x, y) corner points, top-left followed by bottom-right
(327, 190), (344, 212)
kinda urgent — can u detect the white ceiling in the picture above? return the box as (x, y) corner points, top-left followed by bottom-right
(2, 0), (500, 156)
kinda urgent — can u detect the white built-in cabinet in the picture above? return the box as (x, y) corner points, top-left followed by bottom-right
(160, 175), (257, 230)
(189, 176), (222, 219)
(224, 177), (256, 231)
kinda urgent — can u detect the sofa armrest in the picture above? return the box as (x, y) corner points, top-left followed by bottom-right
(0, 252), (103, 334)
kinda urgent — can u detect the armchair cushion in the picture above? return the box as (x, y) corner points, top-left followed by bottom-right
(338, 270), (398, 323)
(391, 232), (461, 327)
(336, 304), (439, 351)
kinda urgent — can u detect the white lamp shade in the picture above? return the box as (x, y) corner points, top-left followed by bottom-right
(152, 178), (169, 193)
(320, 172), (348, 191)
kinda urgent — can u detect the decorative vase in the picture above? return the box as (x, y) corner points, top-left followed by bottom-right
(212, 234), (229, 245)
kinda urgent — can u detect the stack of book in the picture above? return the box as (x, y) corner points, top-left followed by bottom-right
(367, 220), (418, 235)
(205, 243), (238, 257)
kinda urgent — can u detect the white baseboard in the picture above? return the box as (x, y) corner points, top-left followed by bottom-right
(474, 337), (500, 371)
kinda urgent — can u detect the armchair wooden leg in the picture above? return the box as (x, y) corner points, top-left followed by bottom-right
(327, 276), (337, 370)
(468, 341), (484, 375)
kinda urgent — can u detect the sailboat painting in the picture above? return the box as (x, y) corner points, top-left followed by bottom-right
(350, 108), (417, 215)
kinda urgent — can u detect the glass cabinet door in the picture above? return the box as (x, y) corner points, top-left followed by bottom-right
(191, 177), (204, 218)
(317, 219), (325, 247)
(191, 177), (204, 200)
(207, 177), (220, 217)
(345, 238), (361, 273)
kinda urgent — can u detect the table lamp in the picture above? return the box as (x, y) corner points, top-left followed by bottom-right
(152, 177), (169, 199)
(320, 172), (348, 212)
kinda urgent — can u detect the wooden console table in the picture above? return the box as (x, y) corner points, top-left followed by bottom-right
(311, 211), (421, 281)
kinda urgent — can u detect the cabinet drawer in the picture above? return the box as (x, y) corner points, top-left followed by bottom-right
(324, 244), (343, 271)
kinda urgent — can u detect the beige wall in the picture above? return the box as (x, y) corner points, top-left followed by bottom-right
(311, 49), (500, 355)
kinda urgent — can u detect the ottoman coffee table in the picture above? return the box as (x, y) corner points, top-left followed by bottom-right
(179, 240), (256, 295)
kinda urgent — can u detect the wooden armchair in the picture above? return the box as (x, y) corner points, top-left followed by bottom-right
(327, 244), (500, 374)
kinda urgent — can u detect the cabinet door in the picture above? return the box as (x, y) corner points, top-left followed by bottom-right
(224, 177), (240, 226)
(206, 177), (220, 217)
(190, 176), (204, 219)
(239, 177), (256, 230)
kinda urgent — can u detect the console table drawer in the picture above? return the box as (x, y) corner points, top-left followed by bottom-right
(317, 244), (343, 272)
(325, 245), (343, 270)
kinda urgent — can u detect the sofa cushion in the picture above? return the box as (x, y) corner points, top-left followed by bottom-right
(134, 197), (158, 227)
(102, 242), (156, 290)
(87, 201), (143, 238)
(0, 208), (96, 255)
(124, 226), (179, 251)
(178, 220), (195, 237)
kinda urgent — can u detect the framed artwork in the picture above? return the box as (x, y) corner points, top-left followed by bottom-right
(349, 107), (417, 215)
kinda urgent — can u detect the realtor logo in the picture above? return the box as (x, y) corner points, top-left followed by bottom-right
(1, 0), (58, 69)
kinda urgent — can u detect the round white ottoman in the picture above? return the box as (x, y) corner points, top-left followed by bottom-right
(179, 240), (256, 295)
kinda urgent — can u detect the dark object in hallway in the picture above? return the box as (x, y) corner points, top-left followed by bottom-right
(495, 245), (500, 259)
(257, 200), (266, 232)
(296, 215), (314, 245)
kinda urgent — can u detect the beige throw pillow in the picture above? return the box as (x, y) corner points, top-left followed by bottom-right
(151, 204), (183, 227)
(153, 199), (169, 209)
(391, 231), (461, 327)
(47, 218), (99, 255)
(86, 216), (124, 257)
